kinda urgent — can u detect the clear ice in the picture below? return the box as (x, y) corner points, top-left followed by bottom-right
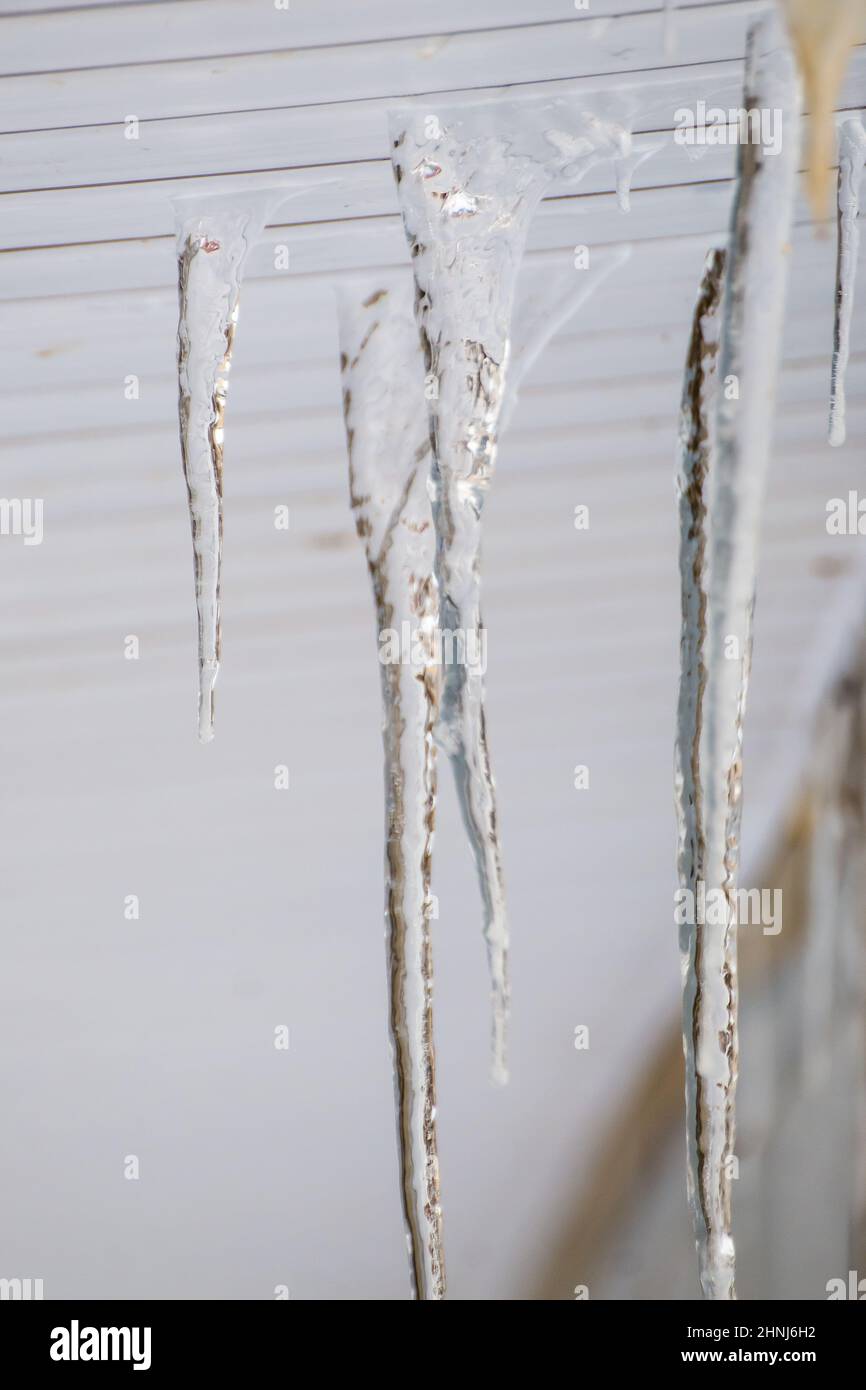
(781, 0), (866, 219)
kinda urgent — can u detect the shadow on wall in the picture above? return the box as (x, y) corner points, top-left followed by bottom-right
(533, 641), (866, 1300)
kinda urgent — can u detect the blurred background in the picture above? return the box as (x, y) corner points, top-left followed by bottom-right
(1, 0), (865, 1299)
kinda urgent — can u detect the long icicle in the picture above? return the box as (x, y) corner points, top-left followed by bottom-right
(829, 117), (866, 447)
(675, 247), (726, 1294)
(336, 277), (445, 1300)
(780, 0), (866, 220)
(390, 100), (635, 1086)
(690, 14), (801, 1300)
(175, 199), (268, 742)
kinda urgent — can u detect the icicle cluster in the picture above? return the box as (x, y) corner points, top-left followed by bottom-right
(388, 97), (635, 1092)
(152, 0), (866, 1307)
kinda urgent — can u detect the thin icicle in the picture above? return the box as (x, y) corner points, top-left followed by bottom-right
(687, 15), (801, 1301)
(336, 277), (444, 1300)
(174, 197), (270, 742)
(829, 117), (866, 447)
(781, 0), (866, 220)
(390, 96), (639, 1088)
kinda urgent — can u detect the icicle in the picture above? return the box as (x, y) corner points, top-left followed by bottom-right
(390, 96), (637, 1088)
(612, 138), (663, 214)
(684, 15), (801, 1301)
(829, 117), (866, 447)
(780, 0), (866, 220)
(336, 276), (444, 1300)
(174, 195), (272, 742)
(675, 246), (727, 1301)
(801, 750), (843, 1093)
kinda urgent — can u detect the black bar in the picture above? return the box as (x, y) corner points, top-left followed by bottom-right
(0, 1296), (861, 1373)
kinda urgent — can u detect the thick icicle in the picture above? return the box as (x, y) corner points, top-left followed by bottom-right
(829, 117), (866, 447)
(390, 97), (635, 1088)
(336, 277), (444, 1300)
(675, 248), (726, 931)
(174, 197), (269, 742)
(685, 16), (801, 1301)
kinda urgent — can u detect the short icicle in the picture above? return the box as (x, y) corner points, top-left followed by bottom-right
(390, 97), (637, 1087)
(506, 245), (632, 433)
(174, 197), (270, 742)
(829, 117), (866, 447)
(336, 275), (445, 1300)
(686, 15), (801, 1301)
